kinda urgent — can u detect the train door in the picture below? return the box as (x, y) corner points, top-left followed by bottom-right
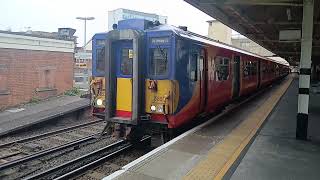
(190, 47), (205, 113)
(257, 60), (261, 88)
(104, 29), (144, 125)
(115, 41), (133, 118)
(199, 49), (207, 111)
(232, 55), (240, 98)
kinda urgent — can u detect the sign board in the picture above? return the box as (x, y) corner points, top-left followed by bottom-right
(279, 30), (301, 41)
(76, 63), (87, 68)
(150, 37), (170, 44)
(74, 52), (92, 59)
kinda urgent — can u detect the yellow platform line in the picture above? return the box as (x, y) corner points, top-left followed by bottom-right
(183, 77), (293, 180)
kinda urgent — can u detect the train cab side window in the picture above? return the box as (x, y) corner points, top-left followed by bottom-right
(190, 53), (198, 81)
(215, 56), (229, 81)
(120, 48), (133, 75)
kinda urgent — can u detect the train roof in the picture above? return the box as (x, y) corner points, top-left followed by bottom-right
(147, 24), (289, 66)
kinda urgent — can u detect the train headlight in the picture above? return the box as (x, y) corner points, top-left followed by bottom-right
(96, 99), (103, 106)
(150, 105), (156, 111)
(157, 105), (163, 113)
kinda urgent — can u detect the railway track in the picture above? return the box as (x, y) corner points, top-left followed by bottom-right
(0, 119), (110, 179)
(0, 119), (104, 148)
(25, 136), (151, 180)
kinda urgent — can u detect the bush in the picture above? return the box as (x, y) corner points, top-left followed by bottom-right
(29, 96), (40, 104)
(64, 87), (81, 96)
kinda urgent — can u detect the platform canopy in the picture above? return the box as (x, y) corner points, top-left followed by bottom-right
(184, 0), (320, 65)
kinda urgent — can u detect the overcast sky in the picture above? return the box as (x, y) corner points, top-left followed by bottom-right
(0, 0), (214, 46)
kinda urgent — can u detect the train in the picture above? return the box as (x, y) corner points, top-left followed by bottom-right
(90, 19), (289, 139)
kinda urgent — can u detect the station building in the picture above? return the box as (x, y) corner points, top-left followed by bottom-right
(207, 20), (274, 57)
(108, 8), (167, 30)
(0, 29), (75, 109)
(74, 45), (92, 91)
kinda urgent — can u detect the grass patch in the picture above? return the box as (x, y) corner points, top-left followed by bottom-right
(29, 96), (40, 104)
(64, 87), (81, 96)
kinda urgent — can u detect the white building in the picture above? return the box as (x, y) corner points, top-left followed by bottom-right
(74, 45), (92, 91)
(207, 20), (274, 57)
(108, 8), (168, 30)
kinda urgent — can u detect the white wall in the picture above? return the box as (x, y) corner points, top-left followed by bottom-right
(0, 33), (74, 53)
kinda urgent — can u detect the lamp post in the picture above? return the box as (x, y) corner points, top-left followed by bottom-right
(76, 16), (95, 51)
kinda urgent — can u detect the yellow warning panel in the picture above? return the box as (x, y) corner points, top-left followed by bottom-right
(116, 78), (132, 112)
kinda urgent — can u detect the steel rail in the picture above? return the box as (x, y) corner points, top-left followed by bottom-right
(24, 140), (127, 180)
(55, 135), (152, 180)
(0, 133), (102, 171)
(25, 136), (151, 180)
(0, 119), (104, 148)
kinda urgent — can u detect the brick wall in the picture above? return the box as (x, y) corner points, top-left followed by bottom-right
(0, 48), (74, 109)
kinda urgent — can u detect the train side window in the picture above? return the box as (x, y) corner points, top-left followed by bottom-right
(215, 56), (229, 81)
(262, 62), (267, 73)
(243, 61), (257, 77)
(190, 53), (198, 81)
(243, 61), (249, 77)
(251, 62), (257, 75)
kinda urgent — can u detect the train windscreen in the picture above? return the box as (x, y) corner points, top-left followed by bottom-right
(149, 48), (168, 76)
(96, 47), (105, 73)
(120, 48), (133, 75)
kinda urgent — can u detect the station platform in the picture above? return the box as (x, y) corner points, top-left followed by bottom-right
(106, 75), (320, 180)
(0, 96), (90, 136)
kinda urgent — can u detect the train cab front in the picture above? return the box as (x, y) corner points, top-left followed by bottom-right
(144, 32), (179, 129)
(104, 27), (146, 137)
(91, 33), (107, 118)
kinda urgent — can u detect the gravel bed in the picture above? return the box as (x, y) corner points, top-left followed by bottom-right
(76, 146), (155, 180)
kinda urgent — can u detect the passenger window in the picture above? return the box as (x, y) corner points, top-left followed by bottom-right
(190, 53), (198, 81)
(252, 62), (257, 75)
(243, 61), (257, 77)
(150, 48), (168, 76)
(120, 48), (133, 75)
(215, 56), (229, 81)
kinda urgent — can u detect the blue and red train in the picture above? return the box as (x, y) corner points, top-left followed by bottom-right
(90, 19), (289, 137)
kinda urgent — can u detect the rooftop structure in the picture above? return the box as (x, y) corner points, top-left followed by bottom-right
(108, 8), (167, 30)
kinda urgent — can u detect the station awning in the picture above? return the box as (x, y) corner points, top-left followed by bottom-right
(184, 0), (320, 65)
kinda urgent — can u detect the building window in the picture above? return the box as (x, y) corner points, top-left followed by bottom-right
(0, 64), (9, 95)
(215, 56), (229, 81)
(75, 76), (84, 83)
(38, 67), (56, 91)
(240, 42), (250, 49)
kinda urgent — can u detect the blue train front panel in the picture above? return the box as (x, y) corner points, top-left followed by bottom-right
(91, 33), (107, 115)
(145, 26), (204, 128)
